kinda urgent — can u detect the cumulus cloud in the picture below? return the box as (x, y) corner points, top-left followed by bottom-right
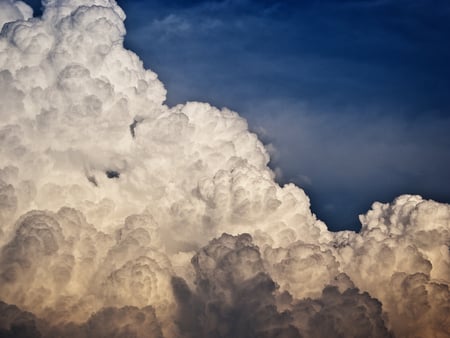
(0, 0), (448, 337)
(172, 233), (392, 338)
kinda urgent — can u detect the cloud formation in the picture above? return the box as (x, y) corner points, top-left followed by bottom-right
(0, 1), (448, 337)
(119, 0), (450, 229)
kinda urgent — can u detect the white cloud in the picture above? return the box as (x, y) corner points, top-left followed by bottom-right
(0, 0), (448, 337)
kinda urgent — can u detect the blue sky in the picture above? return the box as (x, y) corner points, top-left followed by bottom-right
(26, 0), (450, 231)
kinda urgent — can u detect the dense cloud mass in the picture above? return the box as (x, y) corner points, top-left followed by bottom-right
(0, 1), (448, 337)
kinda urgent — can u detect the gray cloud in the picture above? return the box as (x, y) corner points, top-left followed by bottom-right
(171, 233), (393, 338)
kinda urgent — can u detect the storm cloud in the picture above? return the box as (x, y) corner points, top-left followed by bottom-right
(0, 1), (448, 337)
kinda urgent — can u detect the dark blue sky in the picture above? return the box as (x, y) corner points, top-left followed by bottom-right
(27, 0), (450, 231)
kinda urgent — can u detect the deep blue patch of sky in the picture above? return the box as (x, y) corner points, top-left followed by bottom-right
(25, 0), (450, 231)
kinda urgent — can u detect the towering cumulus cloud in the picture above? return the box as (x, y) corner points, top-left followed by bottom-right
(0, 1), (448, 337)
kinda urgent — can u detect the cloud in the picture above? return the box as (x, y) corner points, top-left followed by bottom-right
(119, 0), (450, 230)
(0, 300), (164, 338)
(249, 101), (450, 229)
(0, 0), (32, 27)
(171, 233), (393, 338)
(0, 0), (448, 337)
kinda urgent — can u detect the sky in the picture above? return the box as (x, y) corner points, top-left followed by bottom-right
(27, 0), (450, 231)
